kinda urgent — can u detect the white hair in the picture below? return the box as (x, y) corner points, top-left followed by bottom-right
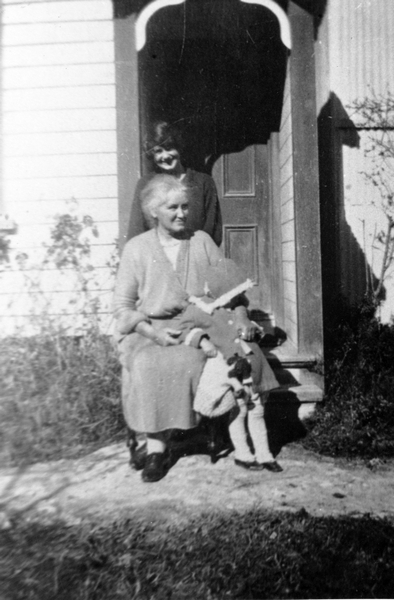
(140, 175), (188, 228)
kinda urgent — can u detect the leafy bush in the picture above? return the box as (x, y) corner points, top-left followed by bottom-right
(0, 210), (124, 466)
(348, 91), (394, 302)
(303, 297), (394, 458)
(0, 328), (124, 466)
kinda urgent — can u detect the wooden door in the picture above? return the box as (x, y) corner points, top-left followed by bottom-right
(212, 145), (272, 315)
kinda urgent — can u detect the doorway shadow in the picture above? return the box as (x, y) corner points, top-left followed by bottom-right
(265, 391), (307, 457)
(115, 0), (288, 174)
(318, 92), (385, 357)
(169, 415), (233, 465)
(167, 389), (307, 466)
(167, 401), (306, 467)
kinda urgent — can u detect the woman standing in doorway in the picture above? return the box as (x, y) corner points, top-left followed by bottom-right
(126, 121), (222, 246)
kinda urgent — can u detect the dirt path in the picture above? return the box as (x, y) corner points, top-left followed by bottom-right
(1, 443), (394, 529)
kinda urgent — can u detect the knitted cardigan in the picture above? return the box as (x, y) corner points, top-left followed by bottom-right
(114, 229), (226, 338)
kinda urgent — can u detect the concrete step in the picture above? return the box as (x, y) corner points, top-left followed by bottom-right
(249, 317), (324, 419)
(261, 340), (324, 420)
(269, 383), (324, 420)
(271, 364), (324, 389)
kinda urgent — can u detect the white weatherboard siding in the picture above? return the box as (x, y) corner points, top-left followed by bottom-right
(342, 133), (394, 322)
(328, 0), (394, 114)
(1, 0), (118, 335)
(320, 0), (394, 321)
(279, 63), (298, 348)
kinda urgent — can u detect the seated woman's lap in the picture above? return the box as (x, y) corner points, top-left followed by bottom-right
(119, 332), (206, 433)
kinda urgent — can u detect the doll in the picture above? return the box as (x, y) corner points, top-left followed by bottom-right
(175, 262), (282, 472)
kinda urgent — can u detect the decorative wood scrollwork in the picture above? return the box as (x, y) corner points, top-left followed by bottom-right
(135, 0), (291, 51)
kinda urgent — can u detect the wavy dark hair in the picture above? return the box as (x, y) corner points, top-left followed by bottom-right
(144, 121), (185, 159)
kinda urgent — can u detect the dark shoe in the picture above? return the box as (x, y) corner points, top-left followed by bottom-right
(126, 429), (147, 471)
(142, 452), (168, 482)
(235, 458), (264, 471)
(259, 460), (283, 473)
(129, 444), (147, 471)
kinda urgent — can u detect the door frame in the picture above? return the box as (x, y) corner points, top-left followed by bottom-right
(114, 0), (324, 359)
(114, 14), (141, 252)
(286, 1), (323, 357)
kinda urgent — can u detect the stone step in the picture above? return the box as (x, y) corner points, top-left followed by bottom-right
(263, 339), (324, 411)
(266, 340), (319, 368)
(248, 319), (324, 419)
(269, 384), (324, 420)
(270, 364), (324, 389)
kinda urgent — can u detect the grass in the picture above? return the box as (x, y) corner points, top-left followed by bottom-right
(1, 509), (394, 599)
(0, 211), (124, 467)
(0, 330), (124, 467)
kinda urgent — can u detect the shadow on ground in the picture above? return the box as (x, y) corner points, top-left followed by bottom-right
(2, 506), (394, 600)
(166, 395), (307, 466)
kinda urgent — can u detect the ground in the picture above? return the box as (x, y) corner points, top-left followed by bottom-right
(1, 442), (394, 529)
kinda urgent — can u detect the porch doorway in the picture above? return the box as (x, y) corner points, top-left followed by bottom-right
(138, 0), (287, 314)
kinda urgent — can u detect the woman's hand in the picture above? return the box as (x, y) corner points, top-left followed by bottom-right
(154, 328), (182, 347)
(135, 322), (181, 346)
(200, 337), (218, 358)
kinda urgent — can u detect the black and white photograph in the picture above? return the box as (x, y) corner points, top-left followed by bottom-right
(1, 1), (394, 598)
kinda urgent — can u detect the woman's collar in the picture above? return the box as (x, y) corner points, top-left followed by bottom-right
(157, 229), (182, 247)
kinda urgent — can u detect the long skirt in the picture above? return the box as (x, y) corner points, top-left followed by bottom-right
(118, 317), (206, 433)
(117, 316), (279, 434)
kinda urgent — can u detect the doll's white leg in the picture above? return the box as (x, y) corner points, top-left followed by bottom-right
(247, 393), (274, 463)
(228, 397), (255, 463)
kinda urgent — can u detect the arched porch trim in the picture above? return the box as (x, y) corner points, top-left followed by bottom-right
(136, 0), (185, 51)
(135, 0), (291, 51)
(240, 0), (291, 49)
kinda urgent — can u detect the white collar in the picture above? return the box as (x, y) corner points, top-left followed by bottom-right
(157, 229), (182, 247)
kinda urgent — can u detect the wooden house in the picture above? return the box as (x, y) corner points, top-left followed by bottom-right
(1, 0), (393, 415)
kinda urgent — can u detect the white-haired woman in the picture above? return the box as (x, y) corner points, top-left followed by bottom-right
(114, 175), (279, 482)
(126, 120), (222, 246)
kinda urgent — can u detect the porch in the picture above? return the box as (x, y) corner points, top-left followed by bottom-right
(114, 0), (324, 417)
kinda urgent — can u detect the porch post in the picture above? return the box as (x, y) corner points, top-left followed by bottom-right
(288, 1), (324, 357)
(114, 14), (141, 253)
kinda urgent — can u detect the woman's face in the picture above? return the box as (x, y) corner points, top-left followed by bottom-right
(152, 191), (189, 236)
(152, 146), (181, 173)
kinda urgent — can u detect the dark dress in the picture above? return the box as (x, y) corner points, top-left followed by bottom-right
(126, 169), (223, 246)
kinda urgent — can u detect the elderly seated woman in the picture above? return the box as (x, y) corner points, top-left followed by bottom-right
(114, 174), (280, 482)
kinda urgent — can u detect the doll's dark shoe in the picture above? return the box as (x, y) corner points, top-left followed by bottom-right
(129, 444), (147, 471)
(142, 452), (169, 482)
(258, 460), (283, 473)
(234, 458), (264, 470)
